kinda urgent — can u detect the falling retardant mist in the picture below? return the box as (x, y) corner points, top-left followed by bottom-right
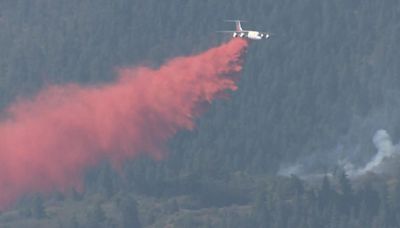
(0, 38), (248, 208)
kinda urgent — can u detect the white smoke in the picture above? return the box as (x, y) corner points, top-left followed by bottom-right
(278, 129), (400, 179)
(277, 164), (303, 177)
(343, 129), (400, 177)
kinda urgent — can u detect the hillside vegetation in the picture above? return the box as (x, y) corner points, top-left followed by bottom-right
(1, 1), (400, 227)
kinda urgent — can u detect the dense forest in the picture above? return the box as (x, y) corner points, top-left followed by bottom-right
(1, 0), (400, 227)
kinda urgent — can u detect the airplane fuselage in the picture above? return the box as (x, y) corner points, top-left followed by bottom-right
(232, 31), (270, 40)
(220, 20), (270, 41)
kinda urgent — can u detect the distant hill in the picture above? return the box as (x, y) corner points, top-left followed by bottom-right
(2, 1), (400, 227)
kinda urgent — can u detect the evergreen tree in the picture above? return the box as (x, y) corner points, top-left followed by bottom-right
(31, 194), (46, 219)
(116, 194), (141, 228)
(85, 203), (106, 228)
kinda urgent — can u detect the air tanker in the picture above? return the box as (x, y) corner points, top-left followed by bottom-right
(219, 20), (270, 40)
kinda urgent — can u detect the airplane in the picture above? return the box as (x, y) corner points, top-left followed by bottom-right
(219, 20), (270, 40)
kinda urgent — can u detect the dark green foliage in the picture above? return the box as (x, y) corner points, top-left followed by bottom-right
(68, 215), (80, 228)
(31, 195), (46, 219)
(15, 194), (46, 219)
(85, 203), (106, 228)
(115, 193), (141, 228)
(70, 188), (83, 201)
(250, 175), (400, 228)
(1, 0), (400, 227)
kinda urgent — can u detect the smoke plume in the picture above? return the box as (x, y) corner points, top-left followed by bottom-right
(0, 38), (248, 208)
(278, 129), (400, 180)
(343, 129), (400, 177)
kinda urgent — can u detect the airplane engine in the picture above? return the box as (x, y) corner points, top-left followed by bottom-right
(219, 21), (269, 41)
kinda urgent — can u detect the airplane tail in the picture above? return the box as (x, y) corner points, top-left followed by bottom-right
(224, 20), (245, 32)
(235, 21), (243, 32)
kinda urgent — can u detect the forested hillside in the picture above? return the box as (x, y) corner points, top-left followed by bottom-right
(1, 0), (400, 227)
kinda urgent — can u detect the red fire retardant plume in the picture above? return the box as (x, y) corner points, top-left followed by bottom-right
(0, 38), (248, 208)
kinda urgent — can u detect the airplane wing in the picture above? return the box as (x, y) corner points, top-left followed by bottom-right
(216, 30), (249, 33)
